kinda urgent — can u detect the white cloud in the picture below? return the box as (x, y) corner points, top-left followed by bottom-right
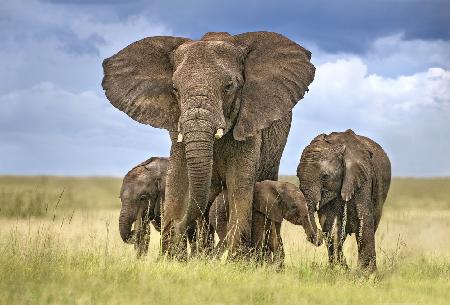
(367, 33), (450, 76)
(69, 15), (172, 58)
(0, 0), (171, 92)
(0, 82), (170, 175)
(281, 54), (450, 176)
(306, 33), (450, 77)
(0, 0), (172, 175)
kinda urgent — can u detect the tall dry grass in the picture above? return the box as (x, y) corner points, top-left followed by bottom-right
(0, 176), (449, 305)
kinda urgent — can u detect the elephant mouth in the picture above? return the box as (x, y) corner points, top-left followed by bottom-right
(319, 190), (338, 208)
(124, 206), (151, 245)
(125, 229), (138, 244)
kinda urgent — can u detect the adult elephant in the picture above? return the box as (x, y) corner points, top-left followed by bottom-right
(102, 31), (315, 258)
(297, 130), (391, 272)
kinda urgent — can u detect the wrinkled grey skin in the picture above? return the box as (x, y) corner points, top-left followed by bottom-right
(119, 157), (168, 257)
(103, 31), (315, 259)
(209, 181), (323, 266)
(297, 129), (391, 272)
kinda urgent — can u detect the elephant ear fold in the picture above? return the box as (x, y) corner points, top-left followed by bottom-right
(102, 36), (190, 131)
(232, 32), (315, 141)
(254, 199), (283, 223)
(341, 130), (372, 202)
(253, 183), (283, 223)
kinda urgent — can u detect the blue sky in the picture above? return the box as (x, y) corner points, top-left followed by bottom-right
(1, 0), (449, 176)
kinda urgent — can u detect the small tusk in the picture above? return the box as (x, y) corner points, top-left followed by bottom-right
(215, 128), (224, 139)
(316, 201), (320, 211)
(177, 133), (183, 143)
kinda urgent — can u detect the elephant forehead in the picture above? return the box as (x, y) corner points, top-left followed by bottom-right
(124, 167), (150, 183)
(173, 41), (242, 67)
(120, 187), (132, 199)
(319, 159), (338, 171)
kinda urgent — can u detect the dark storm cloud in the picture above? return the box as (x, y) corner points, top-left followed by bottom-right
(43, 0), (450, 53)
(1, 0), (449, 176)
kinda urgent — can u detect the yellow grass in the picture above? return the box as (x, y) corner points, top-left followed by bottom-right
(0, 176), (449, 305)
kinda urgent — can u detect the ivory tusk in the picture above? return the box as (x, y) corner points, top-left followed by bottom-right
(215, 128), (224, 139)
(177, 133), (183, 143)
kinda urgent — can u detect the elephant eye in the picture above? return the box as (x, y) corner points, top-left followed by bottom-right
(171, 83), (179, 96)
(139, 194), (149, 201)
(224, 82), (234, 94)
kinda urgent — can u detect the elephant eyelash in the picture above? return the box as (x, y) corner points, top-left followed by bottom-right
(321, 173), (330, 180)
(171, 83), (179, 96)
(224, 82), (234, 93)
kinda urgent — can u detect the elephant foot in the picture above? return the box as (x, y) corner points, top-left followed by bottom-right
(273, 260), (285, 272)
(358, 260), (377, 273)
(171, 234), (189, 261)
(192, 224), (215, 259)
(227, 244), (253, 262)
(161, 220), (188, 261)
(328, 257), (348, 270)
(226, 226), (252, 261)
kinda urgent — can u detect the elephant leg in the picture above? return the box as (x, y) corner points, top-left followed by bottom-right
(189, 217), (215, 258)
(226, 177), (255, 259)
(271, 223), (285, 270)
(324, 231), (346, 267)
(161, 140), (189, 260)
(319, 204), (347, 268)
(194, 180), (223, 257)
(252, 213), (270, 264)
(355, 198), (377, 272)
(225, 137), (261, 260)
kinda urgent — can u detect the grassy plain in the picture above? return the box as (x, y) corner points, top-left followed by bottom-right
(0, 176), (449, 305)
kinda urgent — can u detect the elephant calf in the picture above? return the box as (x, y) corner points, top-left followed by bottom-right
(119, 157), (168, 257)
(297, 129), (391, 272)
(209, 180), (323, 266)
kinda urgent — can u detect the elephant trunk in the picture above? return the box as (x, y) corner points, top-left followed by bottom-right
(298, 166), (323, 246)
(298, 162), (321, 210)
(294, 189), (322, 247)
(304, 208), (323, 247)
(119, 202), (138, 244)
(304, 188), (323, 247)
(175, 116), (215, 235)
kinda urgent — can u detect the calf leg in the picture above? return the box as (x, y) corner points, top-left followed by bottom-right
(271, 223), (285, 270)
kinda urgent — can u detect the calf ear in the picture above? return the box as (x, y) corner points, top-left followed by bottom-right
(340, 131), (372, 202)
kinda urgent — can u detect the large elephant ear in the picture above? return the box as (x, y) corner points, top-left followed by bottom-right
(232, 32), (315, 141)
(341, 130), (372, 202)
(102, 36), (190, 131)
